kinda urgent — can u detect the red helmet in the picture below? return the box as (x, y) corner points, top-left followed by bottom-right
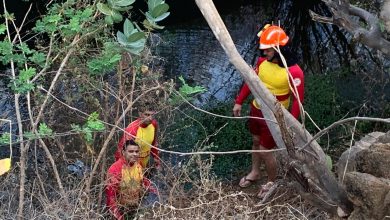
(257, 25), (289, 49)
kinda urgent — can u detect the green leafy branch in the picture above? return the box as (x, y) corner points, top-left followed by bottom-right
(178, 76), (207, 96)
(11, 67), (36, 94)
(24, 123), (53, 140)
(97, 0), (135, 24)
(98, 0), (170, 55)
(170, 76), (207, 104)
(144, 0), (170, 30)
(71, 112), (105, 144)
(87, 42), (122, 75)
(0, 133), (11, 145)
(116, 19), (146, 55)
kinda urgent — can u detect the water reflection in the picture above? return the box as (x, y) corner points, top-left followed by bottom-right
(156, 4), (270, 107)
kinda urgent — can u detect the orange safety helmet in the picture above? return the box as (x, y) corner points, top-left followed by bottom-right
(257, 24), (289, 49)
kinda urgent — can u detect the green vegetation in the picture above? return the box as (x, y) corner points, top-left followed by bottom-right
(304, 73), (346, 133)
(162, 102), (252, 179)
(0, 133), (11, 145)
(0, 0), (389, 219)
(11, 68), (36, 94)
(0, 0), (173, 217)
(24, 123), (54, 140)
(169, 76), (208, 104)
(1, 0), (171, 146)
(116, 19), (147, 55)
(71, 112), (105, 144)
(163, 67), (389, 180)
(305, 69), (390, 148)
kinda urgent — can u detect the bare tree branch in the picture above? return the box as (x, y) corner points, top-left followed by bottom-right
(299, 116), (390, 151)
(311, 0), (390, 57)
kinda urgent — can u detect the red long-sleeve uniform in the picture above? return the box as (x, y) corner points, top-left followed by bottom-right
(116, 119), (159, 167)
(235, 57), (304, 119)
(106, 158), (157, 219)
(235, 57), (304, 149)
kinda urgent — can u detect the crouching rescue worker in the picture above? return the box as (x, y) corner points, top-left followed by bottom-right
(106, 139), (158, 219)
(233, 24), (304, 198)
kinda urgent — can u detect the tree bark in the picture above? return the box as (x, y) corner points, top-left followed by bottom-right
(381, 0), (390, 32)
(310, 0), (390, 57)
(194, 0), (353, 216)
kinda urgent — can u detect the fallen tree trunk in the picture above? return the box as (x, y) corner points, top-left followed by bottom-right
(195, 0), (353, 216)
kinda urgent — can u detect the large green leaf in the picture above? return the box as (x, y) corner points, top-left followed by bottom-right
(143, 19), (164, 30)
(105, 16), (114, 25)
(0, 24), (6, 35)
(123, 19), (135, 37)
(151, 3), (169, 18)
(125, 45), (144, 55)
(126, 39), (146, 48)
(116, 31), (128, 45)
(107, 0), (114, 7)
(112, 0), (135, 7)
(97, 3), (112, 16)
(154, 12), (170, 22)
(111, 5), (133, 12)
(148, 0), (163, 11)
(178, 76), (207, 95)
(145, 12), (155, 22)
(127, 32), (145, 42)
(117, 35), (145, 49)
(111, 10), (123, 23)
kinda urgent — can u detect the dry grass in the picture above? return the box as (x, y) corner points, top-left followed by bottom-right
(142, 155), (328, 220)
(0, 149), (328, 220)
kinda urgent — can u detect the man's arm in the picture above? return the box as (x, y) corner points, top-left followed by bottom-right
(235, 83), (251, 106)
(233, 57), (266, 116)
(235, 58), (266, 105)
(288, 65), (304, 119)
(106, 169), (123, 220)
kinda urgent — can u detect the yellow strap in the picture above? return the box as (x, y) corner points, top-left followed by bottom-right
(257, 24), (271, 37)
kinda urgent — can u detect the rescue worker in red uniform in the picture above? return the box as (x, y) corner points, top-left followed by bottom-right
(106, 139), (158, 220)
(233, 25), (304, 198)
(116, 105), (160, 169)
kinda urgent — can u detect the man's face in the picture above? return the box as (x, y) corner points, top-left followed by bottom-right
(139, 110), (155, 125)
(263, 48), (276, 62)
(123, 144), (139, 164)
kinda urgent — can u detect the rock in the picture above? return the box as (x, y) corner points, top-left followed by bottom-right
(344, 172), (390, 220)
(67, 159), (90, 177)
(336, 132), (385, 179)
(337, 131), (390, 219)
(355, 143), (390, 178)
(378, 131), (390, 144)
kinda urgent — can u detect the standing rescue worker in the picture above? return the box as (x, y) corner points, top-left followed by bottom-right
(106, 139), (158, 219)
(233, 24), (304, 198)
(116, 105), (160, 169)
